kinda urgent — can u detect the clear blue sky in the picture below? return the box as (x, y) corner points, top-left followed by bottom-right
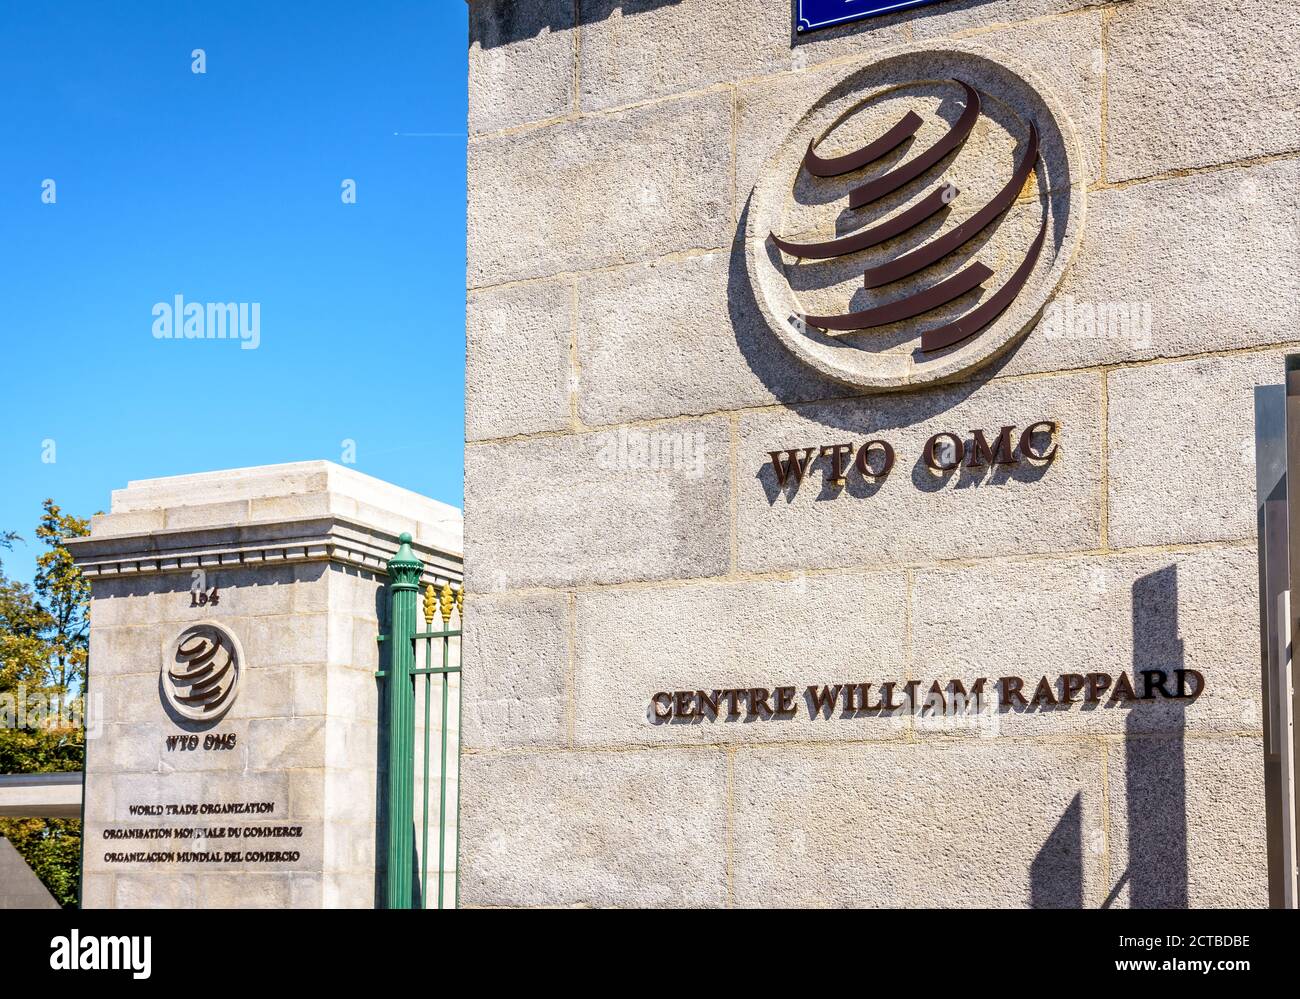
(0, 0), (469, 586)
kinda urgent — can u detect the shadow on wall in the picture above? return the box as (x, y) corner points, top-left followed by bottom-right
(468, 0), (1010, 50)
(469, 0), (1016, 51)
(786, 0), (1023, 51)
(470, 0), (683, 49)
(1030, 564), (1189, 909)
(1030, 793), (1083, 907)
(1118, 564), (1189, 908)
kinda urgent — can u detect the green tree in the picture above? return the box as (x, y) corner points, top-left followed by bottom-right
(0, 531), (17, 566)
(33, 500), (90, 695)
(0, 818), (82, 906)
(0, 500), (90, 907)
(0, 578), (55, 699)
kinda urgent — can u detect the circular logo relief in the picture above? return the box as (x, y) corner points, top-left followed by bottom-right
(745, 42), (1086, 391)
(163, 622), (242, 722)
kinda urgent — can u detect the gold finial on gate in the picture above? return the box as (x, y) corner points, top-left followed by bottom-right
(455, 586), (464, 618)
(423, 583), (437, 625)
(439, 582), (454, 625)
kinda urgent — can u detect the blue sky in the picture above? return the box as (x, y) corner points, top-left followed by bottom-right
(0, 0), (469, 586)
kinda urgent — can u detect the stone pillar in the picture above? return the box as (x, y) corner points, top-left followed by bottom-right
(65, 461), (462, 909)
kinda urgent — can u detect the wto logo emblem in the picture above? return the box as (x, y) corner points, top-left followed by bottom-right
(746, 43), (1086, 391)
(774, 79), (1044, 352)
(163, 622), (243, 721)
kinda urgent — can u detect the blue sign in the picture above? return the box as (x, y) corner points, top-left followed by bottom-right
(797, 0), (950, 33)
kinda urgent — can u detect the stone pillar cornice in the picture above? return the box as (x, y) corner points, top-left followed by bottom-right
(65, 460), (462, 587)
(65, 513), (461, 587)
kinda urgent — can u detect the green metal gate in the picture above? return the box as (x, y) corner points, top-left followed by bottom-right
(377, 533), (462, 909)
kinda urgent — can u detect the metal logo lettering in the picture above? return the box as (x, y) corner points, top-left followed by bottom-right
(777, 78), (1045, 353)
(745, 43), (1086, 392)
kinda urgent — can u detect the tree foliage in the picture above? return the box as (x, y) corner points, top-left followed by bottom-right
(0, 818), (82, 907)
(0, 531), (17, 566)
(34, 500), (91, 695)
(0, 500), (91, 907)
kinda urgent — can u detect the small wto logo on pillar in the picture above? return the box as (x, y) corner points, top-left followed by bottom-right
(746, 41), (1086, 392)
(49, 931), (152, 980)
(163, 622), (243, 721)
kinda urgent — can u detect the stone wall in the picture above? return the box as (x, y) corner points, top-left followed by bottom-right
(462, 0), (1299, 907)
(70, 462), (462, 908)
